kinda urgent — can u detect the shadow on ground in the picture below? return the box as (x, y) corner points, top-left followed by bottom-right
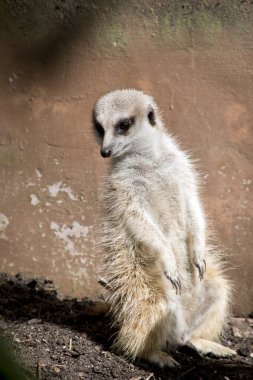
(0, 273), (252, 380)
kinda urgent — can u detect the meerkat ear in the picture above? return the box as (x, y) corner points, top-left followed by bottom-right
(147, 106), (156, 126)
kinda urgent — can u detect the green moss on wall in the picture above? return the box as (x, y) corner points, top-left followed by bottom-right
(0, 148), (16, 168)
(95, 21), (129, 50)
(0, 1), (252, 52)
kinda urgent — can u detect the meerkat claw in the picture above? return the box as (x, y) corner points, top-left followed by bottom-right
(164, 272), (182, 294)
(194, 260), (206, 281)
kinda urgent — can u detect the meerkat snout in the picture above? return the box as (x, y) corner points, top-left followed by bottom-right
(100, 148), (112, 158)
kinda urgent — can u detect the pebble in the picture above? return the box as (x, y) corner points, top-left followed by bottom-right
(74, 348), (85, 355)
(27, 318), (42, 325)
(232, 326), (242, 338)
(69, 350), (80, 358)
(238, 344), (251, 357)
(76, 367), (90, 373)
(53, 366), (60, 373)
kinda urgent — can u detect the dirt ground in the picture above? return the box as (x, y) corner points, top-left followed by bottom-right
(0, 273), (252, 380)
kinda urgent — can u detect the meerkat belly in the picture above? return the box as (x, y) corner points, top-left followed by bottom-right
(147, 179), (187, 239)
(147, 180), (191, 281)
(104, 168), (190, 299)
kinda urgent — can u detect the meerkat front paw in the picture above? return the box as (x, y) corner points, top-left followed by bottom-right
(164, 271), (182, 294)
(194, 258), (206, 280)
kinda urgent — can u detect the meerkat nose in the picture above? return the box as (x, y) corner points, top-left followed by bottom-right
(101, 148), (112, 158)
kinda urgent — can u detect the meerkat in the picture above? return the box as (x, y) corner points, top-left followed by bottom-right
(92, 89), (236, 367)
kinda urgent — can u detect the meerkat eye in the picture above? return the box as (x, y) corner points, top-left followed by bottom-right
(148, 108), (155, 126)
(116, 117), (135, 135)
(94, 120), (104, 138)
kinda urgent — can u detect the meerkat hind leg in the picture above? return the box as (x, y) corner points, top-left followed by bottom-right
(189, 338), (236, 358)
(187, 275), (236, 358)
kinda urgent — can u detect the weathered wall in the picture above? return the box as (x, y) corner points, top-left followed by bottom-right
(0, 1), (252, 314)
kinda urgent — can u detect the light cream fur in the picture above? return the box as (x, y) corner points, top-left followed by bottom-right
(93, 89), (235, 367)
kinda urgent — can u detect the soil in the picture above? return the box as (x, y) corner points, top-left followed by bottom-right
(0, 272), (252, 380)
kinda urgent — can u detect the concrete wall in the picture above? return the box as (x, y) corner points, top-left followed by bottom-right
(0, 0), (252, 314)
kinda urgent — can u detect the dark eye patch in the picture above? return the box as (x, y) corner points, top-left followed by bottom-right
(95, 121), (104, 137)
(93, 113), (104, 138)
(115, 117), (135, 135)
(148, 108), (155, 126)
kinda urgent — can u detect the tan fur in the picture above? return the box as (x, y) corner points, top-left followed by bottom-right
(93, 89), (235, 367)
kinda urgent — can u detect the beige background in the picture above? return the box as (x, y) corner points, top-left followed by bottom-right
(0, 1), (252, 314)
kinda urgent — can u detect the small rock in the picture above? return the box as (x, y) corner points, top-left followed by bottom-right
(238, 344), (251, 357)
(15, 273), (22, 280)
(27, 318), (42, 325)
(231, 318), (252, 339)
(26, 279), (37, 289)
(53, 366), (60, 373)
(69, 350), (80, 358)
(76, 367), (90, 374)
(73, 348), (84, 355)
(231, 326), (242, 338)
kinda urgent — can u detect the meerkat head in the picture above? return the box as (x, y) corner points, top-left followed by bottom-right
(93, 89), (164, 158)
